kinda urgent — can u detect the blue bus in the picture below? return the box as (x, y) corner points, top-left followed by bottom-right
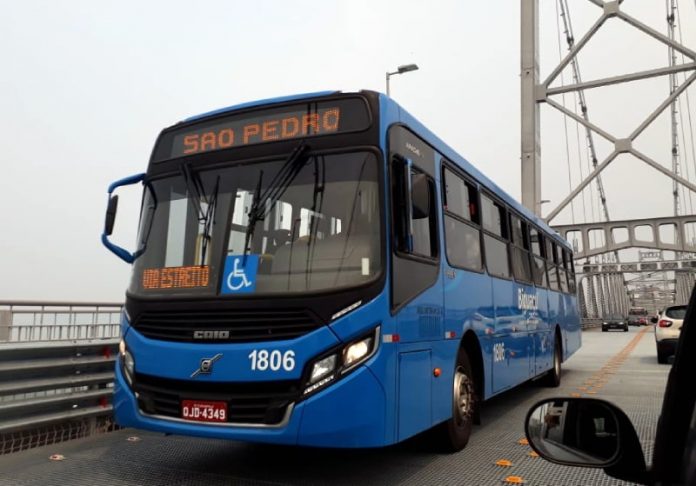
(102, 90), (581, 451)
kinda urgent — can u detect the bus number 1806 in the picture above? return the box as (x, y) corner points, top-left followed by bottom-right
(248, 349), (296, 371)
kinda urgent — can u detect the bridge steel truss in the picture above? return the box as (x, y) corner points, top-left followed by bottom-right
(521, 0), (696, 220)
(572, 260), (693, 316)
(577, 259), (696, 317)
(579, 271), (631, 320)
(553, 215), (696, 260)
(522, 0), (696, 317)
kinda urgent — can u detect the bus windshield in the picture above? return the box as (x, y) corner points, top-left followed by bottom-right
(130, 151), (382, 296)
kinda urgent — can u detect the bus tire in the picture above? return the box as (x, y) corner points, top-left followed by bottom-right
(540, 335), (562, 388)
(433, 349), (476, 452)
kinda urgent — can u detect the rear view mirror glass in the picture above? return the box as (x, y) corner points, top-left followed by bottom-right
(104, 195), (119, 236)
(526, 398), (620, 467)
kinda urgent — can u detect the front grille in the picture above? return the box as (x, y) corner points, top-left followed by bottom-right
(133, 373), (301, 425)
(132, 309), (322, 343)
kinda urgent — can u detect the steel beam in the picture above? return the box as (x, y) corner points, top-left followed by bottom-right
(542, 14), (608, 89)
(545, 98), (616, 142)
(545, 63), (696, 96)
(521, 0), (541, 215)
(630, 71), (696, 140)
(546, 151), (618, 222)
(587, 276), (596, 318)
(617, 9), (696, 60)
(581, 259), (696, 275)
(554, 215), (696, 259)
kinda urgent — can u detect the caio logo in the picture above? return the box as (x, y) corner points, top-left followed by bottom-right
(193, 330), (230, 340)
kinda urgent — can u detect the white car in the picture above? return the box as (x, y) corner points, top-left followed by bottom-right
(653, 304), (687, 364)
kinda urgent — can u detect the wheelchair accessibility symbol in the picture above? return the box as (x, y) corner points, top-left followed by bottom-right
(221, 255), (259, 294)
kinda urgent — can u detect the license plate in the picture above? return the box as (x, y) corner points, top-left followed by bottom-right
(181, 400), (228, 423)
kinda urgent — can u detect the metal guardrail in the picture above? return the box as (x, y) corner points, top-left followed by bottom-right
(0, 301), (123, 342)
(0, 339), (118, 454)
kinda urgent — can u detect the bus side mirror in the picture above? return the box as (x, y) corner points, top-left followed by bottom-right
(101, 172), (146, 264)
(411, 173), (430, 219)
(104, 195), (119, 236)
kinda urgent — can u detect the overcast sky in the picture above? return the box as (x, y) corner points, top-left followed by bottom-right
(1, 1), (695, 301)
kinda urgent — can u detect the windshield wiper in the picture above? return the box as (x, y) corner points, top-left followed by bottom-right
(242, 142), (310, 259)
(180, 163), (219, 265)
(181, 163), (208, 219)
(242, 169), (264, 262)
(200, 176), (219, 265)
(305, 155), (326, 288)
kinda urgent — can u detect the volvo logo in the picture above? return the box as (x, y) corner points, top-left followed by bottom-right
(190, 353), (223, 378)
(193, 330), (230, 340)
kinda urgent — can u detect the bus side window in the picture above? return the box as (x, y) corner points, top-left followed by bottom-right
(412, 169), (438, 258)
(391, 157), (438, 259)
(564, 249), (577, 293)
(530, 228), (548, 288)
(556, 244), (569, 293)
(510, 214), (533, 284)
(443, 167), (479, 224)
(481, 194), (510, 279)
(547, 240), (561, 291)
(442, 166), (482, 271)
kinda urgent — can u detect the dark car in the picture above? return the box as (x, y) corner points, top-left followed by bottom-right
(525, 286), (696, 485)
(601, 314), (628, 332)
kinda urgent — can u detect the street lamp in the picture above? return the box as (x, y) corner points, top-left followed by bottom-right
(385, 63), (419, 97)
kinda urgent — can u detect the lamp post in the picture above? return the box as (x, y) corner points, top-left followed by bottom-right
(385, 63), (419, 97)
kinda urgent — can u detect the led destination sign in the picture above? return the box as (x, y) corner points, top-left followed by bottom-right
(158, 98), (371, 160)
(142, 265), (210, 290)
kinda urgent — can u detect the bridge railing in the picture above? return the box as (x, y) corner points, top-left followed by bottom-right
(0, 301), (123, 342)
(0, 338), (119, 454)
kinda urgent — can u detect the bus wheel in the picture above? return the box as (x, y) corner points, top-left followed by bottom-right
(540, 336), (562, 387)
(433, 349), (476, 452)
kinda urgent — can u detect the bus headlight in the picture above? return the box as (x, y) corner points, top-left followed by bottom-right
(310, 354), (337, 384)
(342, 335), (373, 370)
(119, 339), (135, 386)
(303, 327), (379, 396)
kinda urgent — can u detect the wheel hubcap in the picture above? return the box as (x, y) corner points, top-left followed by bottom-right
(453, 367), (474, 424)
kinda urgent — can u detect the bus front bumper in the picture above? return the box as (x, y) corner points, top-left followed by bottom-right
(113, 359), (389, 448)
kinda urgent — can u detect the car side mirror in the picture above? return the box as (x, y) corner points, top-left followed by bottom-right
(411, 173), (430, 219)
(651, 316), (658, 324)
(526, 398), (649, 484)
